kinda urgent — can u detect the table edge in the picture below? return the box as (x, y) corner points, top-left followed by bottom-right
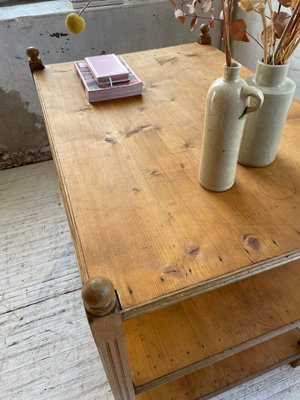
(121, 250), (300, 320)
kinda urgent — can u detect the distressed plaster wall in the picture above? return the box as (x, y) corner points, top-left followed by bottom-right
(0, 0), (221, 165)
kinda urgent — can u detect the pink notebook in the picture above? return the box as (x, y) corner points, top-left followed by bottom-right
(74, 56), (143, 103)
(85, 53), (130, 86)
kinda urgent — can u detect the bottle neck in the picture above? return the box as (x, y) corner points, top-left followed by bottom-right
(223, 62), (241, 82)
(254, 60), (289, 86)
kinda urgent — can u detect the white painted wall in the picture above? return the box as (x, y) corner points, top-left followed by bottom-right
(231, 7), (300, 101)
(0, 0), (221, 153)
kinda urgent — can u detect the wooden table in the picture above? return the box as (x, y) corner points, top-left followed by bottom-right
(32, 43), (300, 400)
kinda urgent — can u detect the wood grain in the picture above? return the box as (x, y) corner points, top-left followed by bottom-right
(88, 313), (135, 399)
(0, 161), (80, 314)
(291, 358), (300, 368)
(0, 286), (112, 400)
(1, 161), (300, 400)
(124, 260), (300, 389)
(136, 329), (300, 400)
(33, 43), (300, 315)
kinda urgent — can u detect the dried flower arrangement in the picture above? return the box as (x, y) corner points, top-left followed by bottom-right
(170, 0), (251, 67)
(66, 0), (300, 66)
(171, 0), (300, 65)
(239, 0), (300, 64)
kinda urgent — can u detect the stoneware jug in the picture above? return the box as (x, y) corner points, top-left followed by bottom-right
(238, 60), (296, 167)
(199, 62), (264, 192)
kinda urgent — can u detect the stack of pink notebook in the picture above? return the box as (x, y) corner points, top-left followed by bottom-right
(74, 53), (143, 103)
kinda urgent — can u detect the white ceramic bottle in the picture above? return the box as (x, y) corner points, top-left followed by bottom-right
(199, 62), (264, 192)
(238, 60), (296, 167)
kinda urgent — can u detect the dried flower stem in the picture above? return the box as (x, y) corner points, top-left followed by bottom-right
(222, 0), (232, 66)
(274, 0), (300, 63)
(281, 27), (300, 63)
(260, 8), (268, 63)
(267, 0), (275, 64)
(79, 0), (93, 16)
(246, 30), (264, 49)
(254, 9), (272, 20)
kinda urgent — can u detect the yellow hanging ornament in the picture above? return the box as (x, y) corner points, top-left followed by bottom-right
(65, 0), (93, 34)
(65, 12), (86, 34)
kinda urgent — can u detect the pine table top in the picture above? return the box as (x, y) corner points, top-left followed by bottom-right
(33, 43), (300, 317)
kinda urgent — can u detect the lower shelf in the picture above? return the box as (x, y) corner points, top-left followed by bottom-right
(137, 329), (300, 400)
(125, 261), (300, 391)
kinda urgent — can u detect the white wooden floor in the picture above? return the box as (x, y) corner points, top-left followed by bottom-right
(1, 161), (300, 400)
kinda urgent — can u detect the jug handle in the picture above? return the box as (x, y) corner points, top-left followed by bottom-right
(239, 86), (264, 119)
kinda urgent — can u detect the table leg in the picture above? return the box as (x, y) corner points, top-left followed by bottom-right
(82, 277), (135, 400)
(290, 340), (300, 368)
(290, 358), (300, 368)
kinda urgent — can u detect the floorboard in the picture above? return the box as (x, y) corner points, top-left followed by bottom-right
(0, 161), (299, 400)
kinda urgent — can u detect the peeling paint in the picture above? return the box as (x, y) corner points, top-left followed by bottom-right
(0, 146), (52, 170)
(0, 1), (215, 155)
(0, 87), (48, 152)
(50, 32), (68, 38)
(34, 121), (43, 129)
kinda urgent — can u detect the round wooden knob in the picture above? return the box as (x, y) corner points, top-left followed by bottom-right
(200, 24), (210, 35)
(26, 47), (40, 60)
(82, 277), (117, 317)
(26, 47), (45, 72)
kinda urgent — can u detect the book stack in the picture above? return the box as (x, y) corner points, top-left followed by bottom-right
(75, 54), (143, 103)
(70, 0), (123, 10)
